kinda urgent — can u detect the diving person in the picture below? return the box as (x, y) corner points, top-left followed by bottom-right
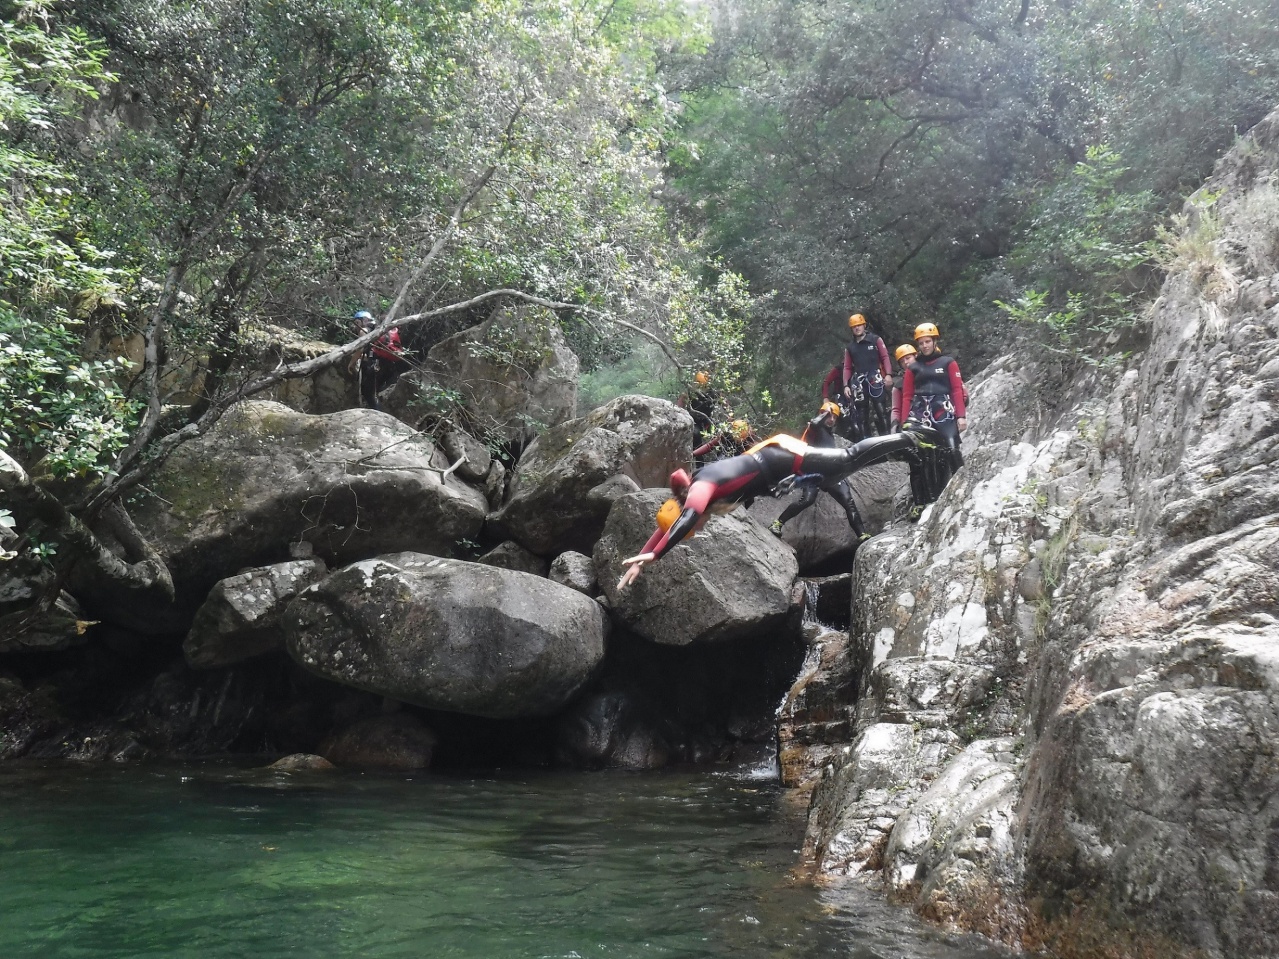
(616, 430), (925, 589)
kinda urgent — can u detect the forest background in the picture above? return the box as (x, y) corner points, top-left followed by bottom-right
(4, 0), (1279, 519)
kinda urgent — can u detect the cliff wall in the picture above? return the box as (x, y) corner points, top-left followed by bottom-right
(805, 105), (1279, 958)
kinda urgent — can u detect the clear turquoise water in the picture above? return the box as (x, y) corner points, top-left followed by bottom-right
(0, 764), (1009, 959)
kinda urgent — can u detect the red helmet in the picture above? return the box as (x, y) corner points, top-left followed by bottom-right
(669, 468), (692, 495)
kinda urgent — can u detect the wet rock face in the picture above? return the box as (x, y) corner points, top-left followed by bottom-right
(133, 401), (488, 616)
(594, 489), (801, 646)
(492, 395), (695, 556)
(777, 623), (858, 788)
(555, 690), (670, 770)
(284, 553), (608, 719)
(805, 104), (1279, 956)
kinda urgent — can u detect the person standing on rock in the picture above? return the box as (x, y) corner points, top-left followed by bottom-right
(899, 322), (967, 505)
(617, 429), (927, 589)
(767, 401), (870, 544)
(348, 310), (407, 410)
(842, 313), (893, 438)
(889, 342), (935, 517)
(676, 370), (722, 451)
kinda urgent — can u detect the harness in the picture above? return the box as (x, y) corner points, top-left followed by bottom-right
(846, 336), (885, 377)
(745, 433), (812, 474)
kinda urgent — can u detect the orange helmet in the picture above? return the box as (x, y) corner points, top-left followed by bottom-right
(656, 498), (682, 533)
(914, 322), (940, 340)
(848, 313), (867, 329)
(895, 344), (918, 362)
(730, 419), (750, 440)
(694, 371), (710, 386)
(820, 400), (842, 418)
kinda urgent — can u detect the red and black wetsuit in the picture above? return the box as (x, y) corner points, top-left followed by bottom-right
(359, 327), (406, 410)
(776, 415), (866, 537)
(901, 349), (966, 496)
(640, 432), (915, 560)
(822, 365), (842, 403)
(843, 334), (892, 437)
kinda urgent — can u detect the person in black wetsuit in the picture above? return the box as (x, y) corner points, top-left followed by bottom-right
(767, 402), (869, 543)
(842, 313), (893, 438)
(677, 371), (722, 450)
(617, 429), (925, 589)
(899, 322), (967, 514)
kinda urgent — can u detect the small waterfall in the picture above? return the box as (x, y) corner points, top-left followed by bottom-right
(800, 580), (822, 625)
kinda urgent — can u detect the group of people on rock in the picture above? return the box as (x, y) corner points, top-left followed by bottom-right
(619, 315), (968, 590)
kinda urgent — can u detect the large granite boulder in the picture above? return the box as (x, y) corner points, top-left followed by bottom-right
(133, 401), (488, 613)
(748, 461), (907, 572)
(491, 395), (694, 556)
(226, 323), (357, 414)
(0, 558), (89, 653)
(594, 489), (801, 646)
(382, 304), (578, 443)
(283, 552), (608, 718)
(183, 559), (327, 668)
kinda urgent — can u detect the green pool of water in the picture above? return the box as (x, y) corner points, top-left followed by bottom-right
(0, 764), (1009, 959)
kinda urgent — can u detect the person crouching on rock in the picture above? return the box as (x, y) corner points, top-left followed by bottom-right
(767, 401), (869, 544)
(617, 430), (923, 589)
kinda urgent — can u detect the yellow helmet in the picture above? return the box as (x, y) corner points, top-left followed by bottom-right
(914, 322), (940, 340)
(656, 498), (682, 533)
(895, 343), (918, 362)
(694, 370), (710, 386)
(848, 313), (867, 329)
(820, 400), (842, 418)
(730, 418), (750, 440)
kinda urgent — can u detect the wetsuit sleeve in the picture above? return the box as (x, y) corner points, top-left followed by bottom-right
(891, 385), (902, 423)
(822, 367), (840, 401)
(693, 435), (721, 458)
(843, 349), (852, 388)
(651, 480), (718, 560)
(876, 338), (891, 377)
(901, 366), (916, 416)
(948, 362), (967, 417)
(639, 526), (665, 556)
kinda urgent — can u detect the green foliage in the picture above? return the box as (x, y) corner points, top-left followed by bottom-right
(578, 342), (680, 411)
(996, 147), (1160, 362)
(669, 0), (1279, 378)
(0, 1), (139, 474)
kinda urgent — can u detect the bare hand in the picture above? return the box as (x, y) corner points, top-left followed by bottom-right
(617, 552), (656, 590)
(957, 417), (968, 433)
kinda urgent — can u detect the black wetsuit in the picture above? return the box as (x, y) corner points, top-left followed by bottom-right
(843, 334), (892, 437)
(902, 350), (965, 499)
(776, 415), (867, 537)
